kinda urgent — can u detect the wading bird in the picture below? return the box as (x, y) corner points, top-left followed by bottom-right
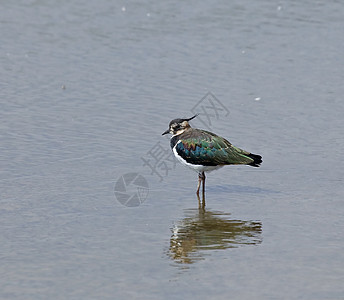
(162, 114), (262, 198)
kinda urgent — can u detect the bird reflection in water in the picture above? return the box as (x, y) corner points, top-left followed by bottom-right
(168, 200), (262, 265)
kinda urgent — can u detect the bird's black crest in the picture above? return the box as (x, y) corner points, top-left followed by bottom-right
(169, 114), (199, 126)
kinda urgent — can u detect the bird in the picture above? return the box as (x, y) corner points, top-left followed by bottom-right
(162, 114), (262, 197)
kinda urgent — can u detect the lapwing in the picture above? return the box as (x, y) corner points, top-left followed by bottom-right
(162, 114), (262, 197)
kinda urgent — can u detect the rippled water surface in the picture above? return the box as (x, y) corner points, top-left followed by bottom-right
(1, 0), (343, 299)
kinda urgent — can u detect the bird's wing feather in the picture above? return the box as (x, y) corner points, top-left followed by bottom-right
(175, 129), (255, 166)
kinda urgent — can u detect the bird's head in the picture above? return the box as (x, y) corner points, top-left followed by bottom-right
(162, 114), (198, 136)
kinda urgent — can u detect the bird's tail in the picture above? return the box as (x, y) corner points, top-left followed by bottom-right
(248, 153), (262, 167)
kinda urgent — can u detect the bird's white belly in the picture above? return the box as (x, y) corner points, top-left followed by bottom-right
(172, 145), (223, 173)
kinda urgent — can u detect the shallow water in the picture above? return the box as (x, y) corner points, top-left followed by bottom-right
(1, 0), (344, 299)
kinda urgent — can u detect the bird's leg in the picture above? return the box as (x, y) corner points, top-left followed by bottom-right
(196, 192), (201, 208)
(201, 171), (206, 200)
(196, 172), (206, 208)
(196, 173), (202, 196)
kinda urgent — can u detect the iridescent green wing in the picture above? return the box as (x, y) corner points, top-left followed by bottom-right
(176, 129), (255, 166)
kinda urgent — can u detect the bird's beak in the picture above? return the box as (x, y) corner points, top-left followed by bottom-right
(162, 129), (170, 135)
